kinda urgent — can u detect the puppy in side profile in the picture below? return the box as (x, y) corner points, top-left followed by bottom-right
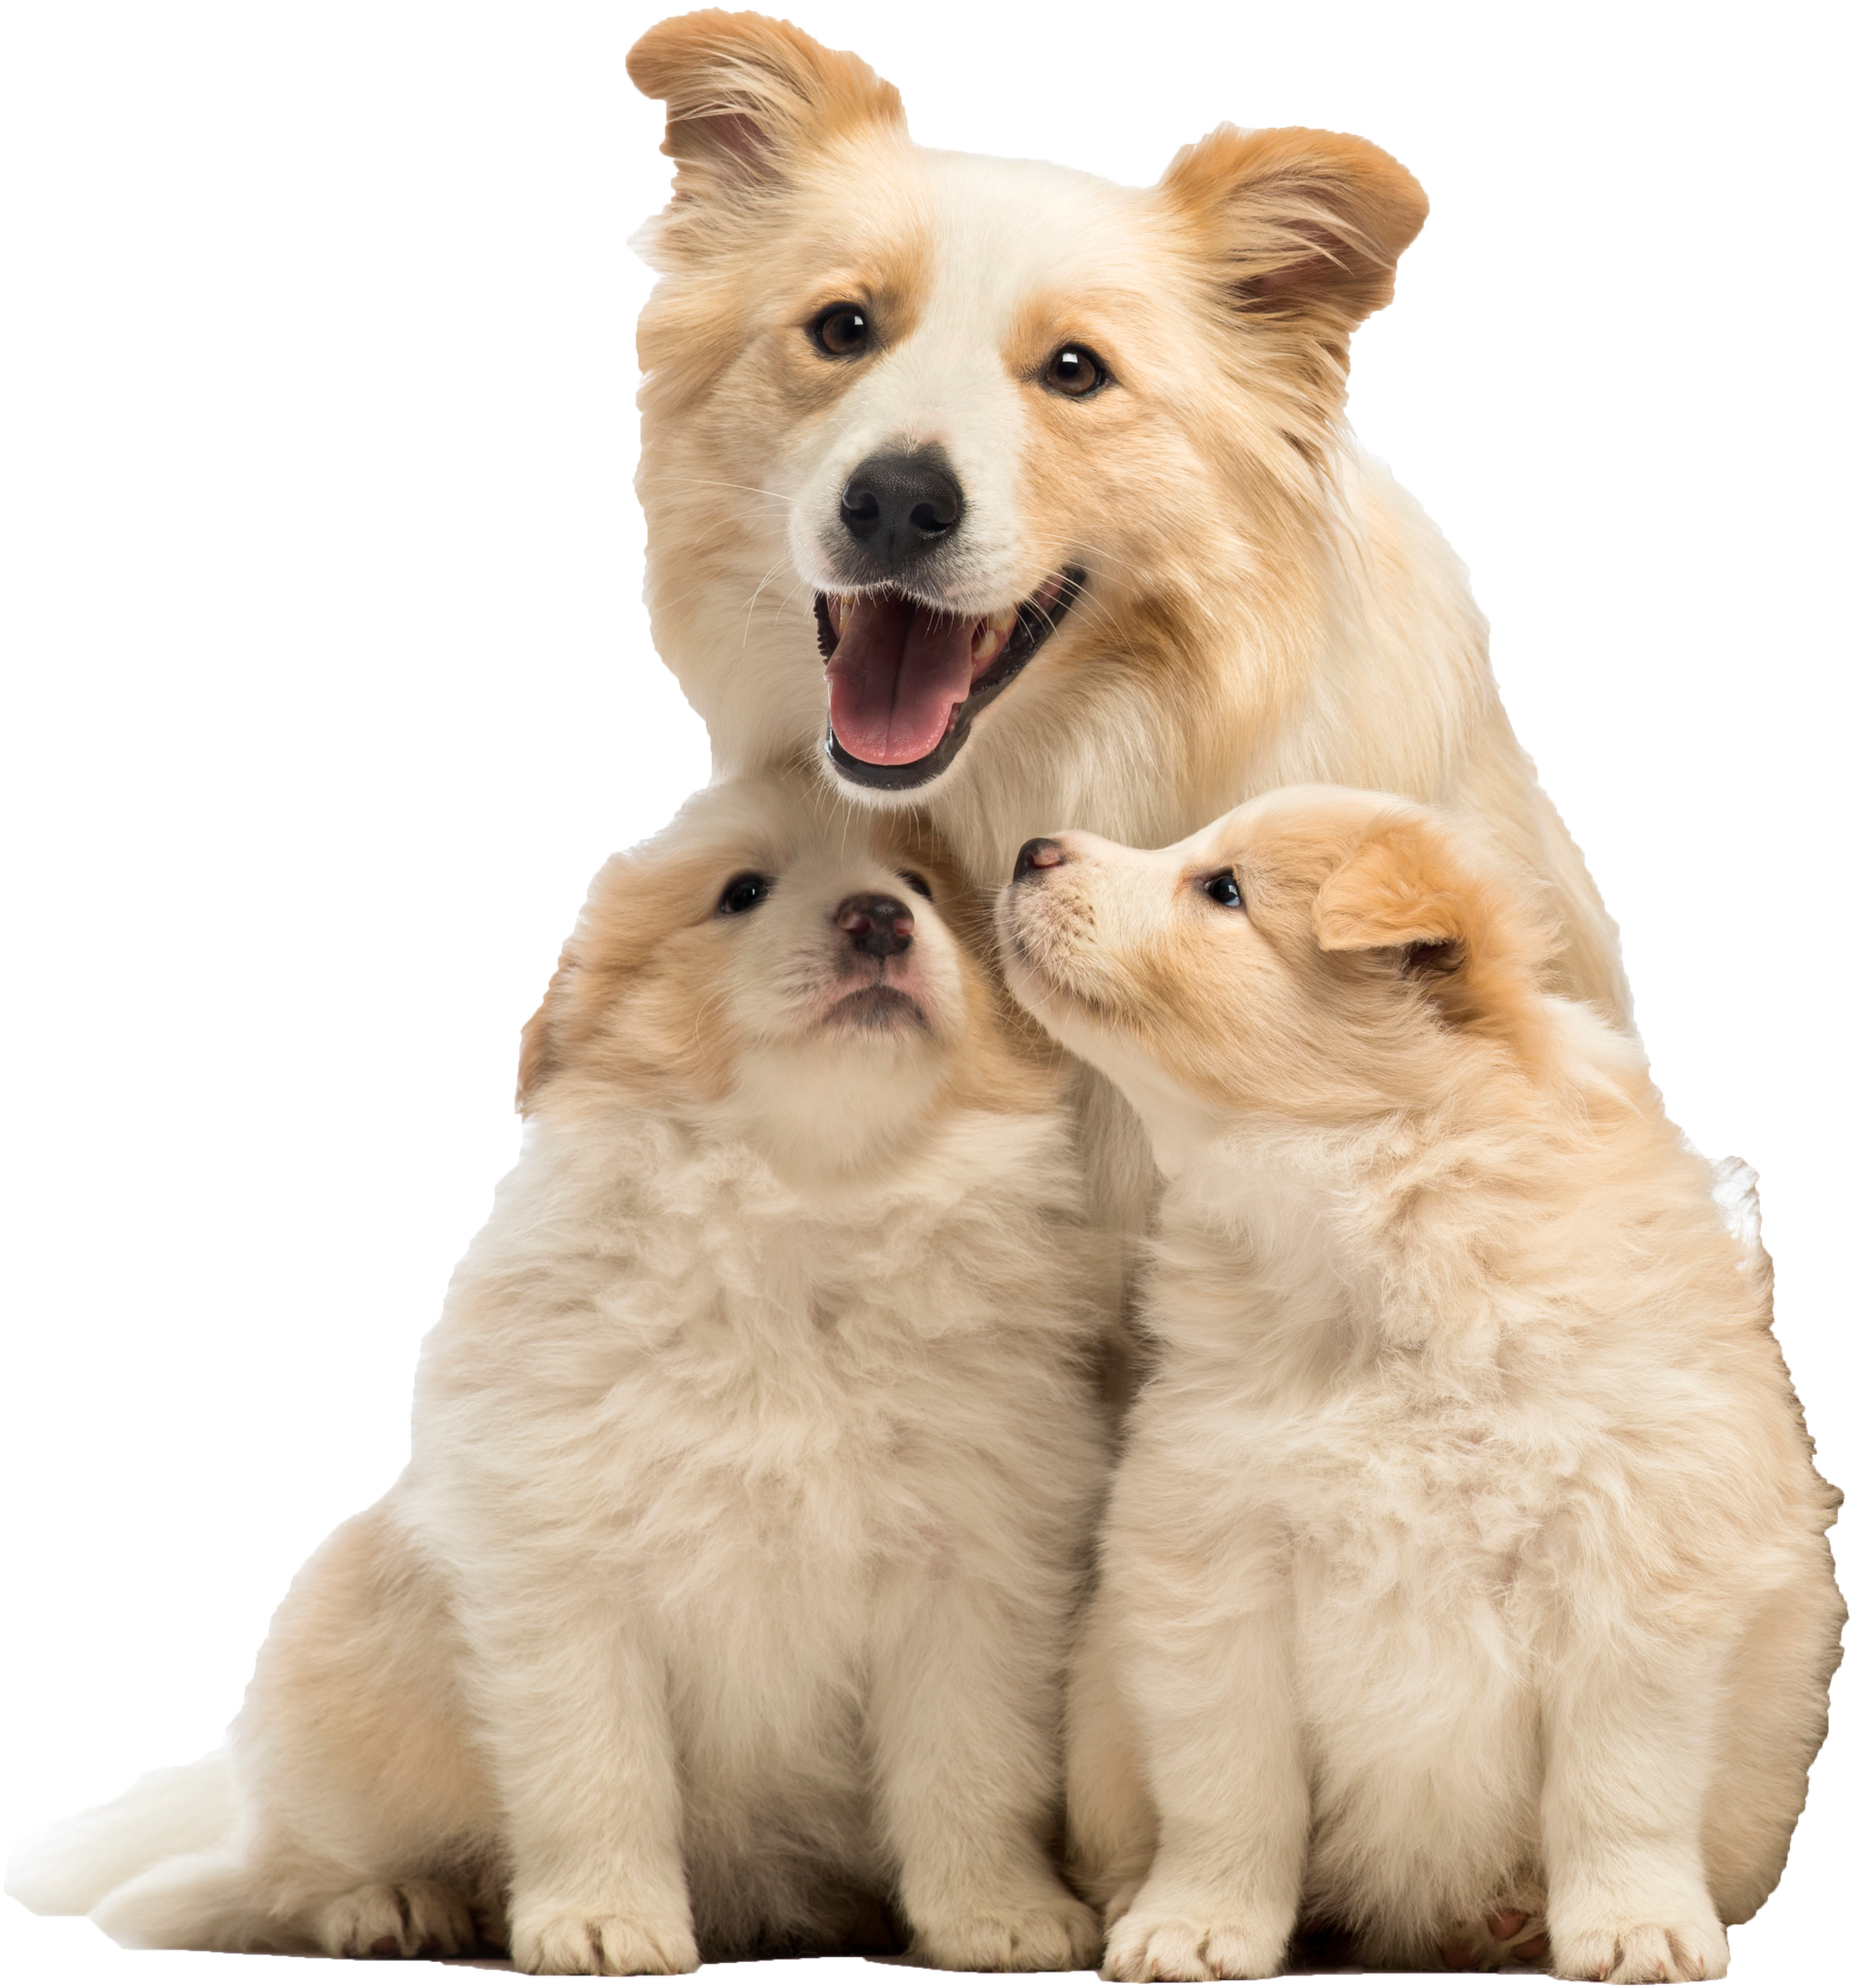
(10, 777), (1107, 1973)
(997, 788), (1842, 1981)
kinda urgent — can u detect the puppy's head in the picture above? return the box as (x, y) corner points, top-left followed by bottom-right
(519, 774), (1052, 1175)
(996, 786), (1556, 1168)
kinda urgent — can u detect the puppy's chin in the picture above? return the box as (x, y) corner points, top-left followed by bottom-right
(719, 1023), (954, 1190)
(996, 900), (1095, 1035)
(998, 903), (1223, 1179)
(822, 984), (928, 1034)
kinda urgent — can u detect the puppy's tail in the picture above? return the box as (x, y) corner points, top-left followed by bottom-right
(6, 1750), (233, 1919)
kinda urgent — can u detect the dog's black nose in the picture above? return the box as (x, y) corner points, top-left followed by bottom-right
(839, 450), (964, 572)
(836, 893), (914, 957)
(1013, 838), (1065, 881)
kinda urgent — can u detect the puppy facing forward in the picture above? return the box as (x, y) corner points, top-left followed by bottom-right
(11, 777), (1108, 1973)
(998, 788), (1843, 1981)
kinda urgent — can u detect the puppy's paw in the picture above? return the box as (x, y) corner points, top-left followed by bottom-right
(1438, 1905), (1549, 1971)
(1104, 1908), (1290, 1981)
(511, 1903), (700, 1976)
(313, 1880), (475, 1959)
(912, 1889), (1102, 1972)
(1550, 1913), (1727, 1982)
(1103, 1880), (1144, 1927)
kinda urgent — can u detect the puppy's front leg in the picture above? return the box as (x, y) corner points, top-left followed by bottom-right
(1102, 1587), (1306, 1983)
(1067, 1588), (1161, 1921)
(1543, 1638), (1730, 1983)
(457, 1585), (696, 1977)
(869, 1577), (1101, 1972)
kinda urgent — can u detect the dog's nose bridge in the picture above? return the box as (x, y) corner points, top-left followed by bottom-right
(835, 893), (915, 958)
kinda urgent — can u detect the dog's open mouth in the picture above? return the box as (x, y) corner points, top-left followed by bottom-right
(814, 568), (1084, 791)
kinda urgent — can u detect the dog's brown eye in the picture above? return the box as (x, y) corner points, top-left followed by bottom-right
(1204, 871), (1244, 909)
(811, 305), (870, 357)
(899, 872), (933, 901)
(718, 874), (772, 915)
(1045, 343), (1106, 397)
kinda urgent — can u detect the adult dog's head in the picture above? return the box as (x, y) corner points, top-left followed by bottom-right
(628, 11), (1426, 813)
(517, 774), (1055, 1182)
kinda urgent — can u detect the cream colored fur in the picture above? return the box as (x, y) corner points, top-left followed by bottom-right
(623, 10), (1631, 1276)
(625, 14), (1628, 1032)
(10, 777), (1109, 1973)
(998, 787), (1842, 1981)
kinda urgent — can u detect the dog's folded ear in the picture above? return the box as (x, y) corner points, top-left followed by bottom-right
(1163, 125), (1428, 339)
(1314, 813), (1478, 958)
(509, 973), (560, 1121)
(628, 11), (904, 199)
(1313, 809), (1555, 1052)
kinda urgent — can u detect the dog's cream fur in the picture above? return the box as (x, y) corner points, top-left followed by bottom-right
(625, 13), (1628, 1037)
(998, 788), (1842, 1981)
(10, 778), (1109, 1973)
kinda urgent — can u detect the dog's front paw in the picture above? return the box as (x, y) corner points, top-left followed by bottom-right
(313, 1880), (476, 1958)
(1550, 1913), (1727, 1982)
(510, 1903), (699, 1976)
(1104, 1906), (1290, 1982)
(912, 1888), (1102, 1972)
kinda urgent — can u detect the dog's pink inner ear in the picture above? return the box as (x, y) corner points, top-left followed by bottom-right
(1400, 937), (1465, 979)
(1239, 215), (1382, 312)
(663, 108), (775, 176)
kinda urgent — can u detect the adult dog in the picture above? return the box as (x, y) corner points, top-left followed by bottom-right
(625, 9), (1628, 1036)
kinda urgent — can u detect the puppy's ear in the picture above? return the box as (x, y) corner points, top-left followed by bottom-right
(1314, 815), (1475, 956)
(628, 11), (904, 198)
(1313, 811), (1552, 1052)
(1163, 125), (1427, 339)
(513, 973), (564, 1129)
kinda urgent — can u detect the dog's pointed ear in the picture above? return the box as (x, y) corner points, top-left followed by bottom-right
(1163, 125), (1427, 336)
(628, 11), (904, 199)
(1314, 810), (1553, 1050)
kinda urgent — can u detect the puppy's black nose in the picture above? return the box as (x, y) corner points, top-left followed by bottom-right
(836, 893), (914, 957)
(839, 450), (964, 573)
(1014, 838), (1065, 881)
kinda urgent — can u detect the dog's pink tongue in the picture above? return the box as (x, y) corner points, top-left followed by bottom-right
(826, 596), (977, 764)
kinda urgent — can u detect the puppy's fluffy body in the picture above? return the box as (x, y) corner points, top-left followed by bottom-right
(625, 14), (1627, 1033)
(12, 779), (1108, 1973)
(1000, 789), (1842, 1981)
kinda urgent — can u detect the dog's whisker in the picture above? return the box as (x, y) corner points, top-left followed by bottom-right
(740, 559), (791, 647)
(648, 476), (799, 509)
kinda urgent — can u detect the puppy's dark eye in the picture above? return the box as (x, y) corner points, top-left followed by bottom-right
(899, 871), (934, 901)
(1044, 343), (1107, 397)
(1204, 871), (1245, 909)
(717, 874), (772, 915)
(811, 305), (870, 357)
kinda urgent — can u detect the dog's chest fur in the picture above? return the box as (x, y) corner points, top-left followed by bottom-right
(409, 1104), (1102, 1848)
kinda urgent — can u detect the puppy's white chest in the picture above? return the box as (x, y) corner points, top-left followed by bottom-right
(1270, 1380), (1551, 1747)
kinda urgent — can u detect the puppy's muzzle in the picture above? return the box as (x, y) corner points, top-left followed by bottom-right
(836, 893), (914, 959)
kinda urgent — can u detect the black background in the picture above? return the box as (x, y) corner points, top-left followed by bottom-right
(11, 4), (1844, 1988)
